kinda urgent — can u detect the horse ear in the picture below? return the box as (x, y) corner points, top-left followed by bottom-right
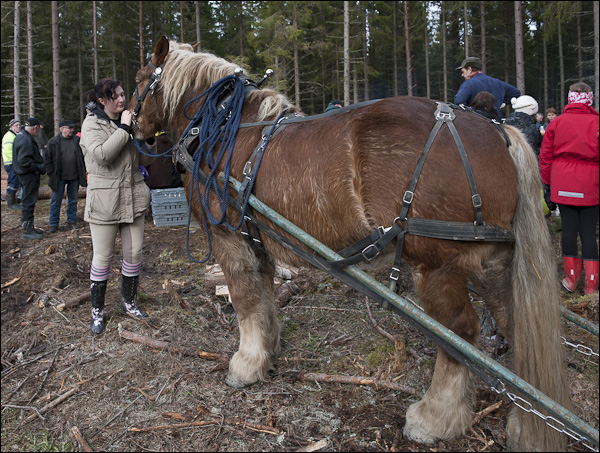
(152, 36), (170, 67)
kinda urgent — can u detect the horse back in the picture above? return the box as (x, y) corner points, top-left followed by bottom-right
(241, 96), (518, 259)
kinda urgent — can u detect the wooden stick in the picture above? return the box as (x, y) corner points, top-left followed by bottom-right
(56, 292), (91, 311)
(365, 298), (395, 342)
(296, 372), (416, 394)
(24, 386), (80, 422)
(129, 420), (217, 432)
(471, 400), (503, 426)
(118, 324), (228, 361)
(195, 406), (282, 435)
(70, 426), (93, 452)
(1, 276), (22, 289)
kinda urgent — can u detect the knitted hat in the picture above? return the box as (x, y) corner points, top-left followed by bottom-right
(8, 119), (20, 127)
(511, 95), (538, 115)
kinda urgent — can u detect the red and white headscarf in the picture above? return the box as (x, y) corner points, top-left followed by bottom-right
(568, 90), (593, 106)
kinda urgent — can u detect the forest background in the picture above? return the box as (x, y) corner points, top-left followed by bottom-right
(1, 1), (599, 140)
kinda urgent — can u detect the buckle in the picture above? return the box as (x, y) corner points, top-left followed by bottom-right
(361, 244), (379, 261)
(190, 127), (200, 136)
(243, 161), (252, 178)
(403, 191), (414, 204)
(472, 194), (482, 208)
(389, 267), (400, 281)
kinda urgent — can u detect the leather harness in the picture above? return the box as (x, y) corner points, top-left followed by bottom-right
(149, 74), (515, 293)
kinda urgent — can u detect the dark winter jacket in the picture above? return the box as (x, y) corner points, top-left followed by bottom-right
(504, 111), (543, 156)
(454, 72), (521, 119)
(12, 129), (46, 176)
(539, 103), (599, 207)
(45, 133), (87, 192)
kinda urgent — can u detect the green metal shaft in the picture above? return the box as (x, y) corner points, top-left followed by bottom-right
(224, 175), (598, 447)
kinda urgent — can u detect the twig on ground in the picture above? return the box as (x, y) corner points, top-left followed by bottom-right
(365, 298), (395, 342)
(28, 346), (63, 403)
(23, 386), (80, 423)
(471, 400), (502, 426)
(70, 426), (93, 452)
(56, 292), (91, 311)
(288, 371), (416, 394)
(118, 324), (228, 361)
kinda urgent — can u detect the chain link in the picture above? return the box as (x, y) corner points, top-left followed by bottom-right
(561, 336), (599, 363)
(490, 380), (598, 451)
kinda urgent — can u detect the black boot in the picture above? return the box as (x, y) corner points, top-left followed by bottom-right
(6, 192), (21, 211)
(90, 280), (107, 334)
(22, 220), (43, 240)
(120, 275), (148, 319)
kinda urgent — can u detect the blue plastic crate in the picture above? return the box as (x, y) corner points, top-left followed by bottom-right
(150, 187), (186, 203)
(151, 201), (188, 215)
(152, 212), (189, 227)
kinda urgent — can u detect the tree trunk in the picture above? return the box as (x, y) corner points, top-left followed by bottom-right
(343, 1), (350, 105)
(464, 1), (469, 57)
(424, 4), (430, 99)
(514, 1), (525, 93)
(595, 1), (599, 111)
(13, 1), (21, 121)
(294, 3), (301, 108)
(77, 22), (84, 126)
(362, 4), (368, 101)
(180, 1), (184, 42)
(51, 1), (61, 134)
(577, 11), (582, 80)
(195, 1), (201, 50)
(26, 1), (34, 117)
(93, 1), (98, 82)
(393, 3), (398, 97)
(404, 1), (413, 96)
(558, 14), (565, 110)
(480, 1), (486, 73)
(543, 32), (548, 110)
(139, 1), (144, 68)
(441, 3), (447, 102)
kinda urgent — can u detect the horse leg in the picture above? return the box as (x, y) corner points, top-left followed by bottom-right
(210, 227), (280, 388)
(403, 262), (479, 444)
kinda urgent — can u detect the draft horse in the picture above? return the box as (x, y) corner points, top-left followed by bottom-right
(130, 36), (571, 451)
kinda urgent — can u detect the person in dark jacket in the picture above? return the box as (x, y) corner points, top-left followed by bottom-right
(469, 91), (499, 121)
(44, 120), (87, 232)
(13, 118), (46, 240)
(454, 57), (521, 119)
(324, 99), (343, 113)
(504, 95), (543, 157)
(145, 131), (182, 189)
(539, 82), (599, 295)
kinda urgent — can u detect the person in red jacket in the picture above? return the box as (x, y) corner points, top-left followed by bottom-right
(539, 82), (599, 295)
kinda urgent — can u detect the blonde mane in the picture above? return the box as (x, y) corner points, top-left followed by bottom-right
(159, 41), (297, 123)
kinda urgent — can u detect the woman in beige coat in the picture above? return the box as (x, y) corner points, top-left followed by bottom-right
(80, 78), (156, 334)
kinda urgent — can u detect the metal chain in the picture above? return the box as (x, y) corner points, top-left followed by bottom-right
(491, 381), (598, 451)
(561, 336), (599, 364)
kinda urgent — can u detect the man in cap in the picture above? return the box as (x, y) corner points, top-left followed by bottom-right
(2, 119), (23, 210)
(45, 120), (87, 232)
(12, 118), (46, 240)
(454, 57), (521, 119)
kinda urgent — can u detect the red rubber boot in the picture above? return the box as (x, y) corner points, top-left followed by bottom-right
(561, 256), (582, 292)
(583, 260), (599, 295)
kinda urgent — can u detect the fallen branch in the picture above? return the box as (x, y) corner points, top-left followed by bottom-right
(471, 400), (503, 426)
(290, 371), (415, 394)
(130, 420), (217, 432)
(195, 406), (282, 435)
(118, 324), (228, 362)
(70, 426), (93, 452)
(24, 386), (80, 423)
(1, 276), (22, 289)
(56, 292), (91, 311)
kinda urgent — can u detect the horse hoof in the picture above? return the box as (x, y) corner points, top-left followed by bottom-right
(225, 374), (248, 389)
(403, 423), (436, 445)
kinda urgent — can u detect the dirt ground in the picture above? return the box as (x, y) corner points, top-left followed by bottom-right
(1, 185), (598, 452)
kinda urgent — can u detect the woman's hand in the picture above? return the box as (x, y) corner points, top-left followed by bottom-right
(121, 109), (133, 127)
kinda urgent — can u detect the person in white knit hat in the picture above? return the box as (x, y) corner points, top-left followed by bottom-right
(504, 95), (543, 157)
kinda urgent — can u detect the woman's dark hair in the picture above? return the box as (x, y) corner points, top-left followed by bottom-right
(470, 91), (498, 119)
(84, 78), (123, 108)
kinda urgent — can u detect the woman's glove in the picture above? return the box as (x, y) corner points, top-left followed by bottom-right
(139, 166), (149, 181)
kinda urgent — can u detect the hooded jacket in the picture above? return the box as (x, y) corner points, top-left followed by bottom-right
(80, 103), (156, 224)
(504, 111), (543, 156)
(539, 103), (599, 206)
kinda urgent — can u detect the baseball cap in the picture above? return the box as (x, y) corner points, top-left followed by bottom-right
(456, 57), (482, 70)
(59, 120), (75, 128)
(24, 118), (41, 127)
